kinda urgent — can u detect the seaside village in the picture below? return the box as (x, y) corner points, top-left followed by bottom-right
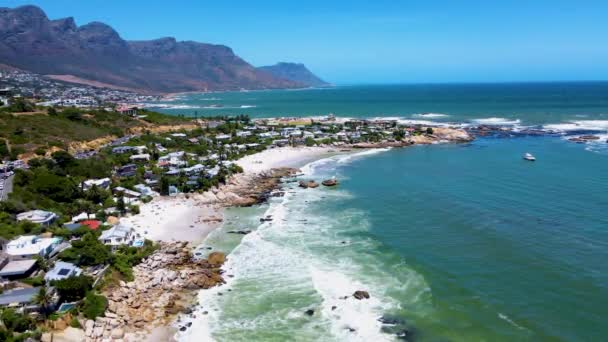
(0, 95), (471, 340)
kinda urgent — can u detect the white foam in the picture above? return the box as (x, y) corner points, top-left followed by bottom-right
(180, 153), (427, 341)
(543, 120), (608, 132)
(412, 113), (449, 118)
(498, 313), (528, 331)
(310, 267), (393, 341)
(300, 148), (391, 175)
(472, 117), (522, 126)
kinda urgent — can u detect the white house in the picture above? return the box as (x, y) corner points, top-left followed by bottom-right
(133, 184), (157, 197)
(44, 261), (82, 282)
(16, 210), (57, 226)
(6, 236), (62, 260)
(216, 134), (231, 141)
(83, 178), (111, 191)
(130, 153), (150, 162)
(236, 131), (252, 137)
(99, 224), (136, 248)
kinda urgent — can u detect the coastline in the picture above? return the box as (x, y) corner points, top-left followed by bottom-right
(103, 138), (469, 341)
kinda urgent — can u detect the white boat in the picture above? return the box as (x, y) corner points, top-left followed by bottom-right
(523, 153), (536, 161)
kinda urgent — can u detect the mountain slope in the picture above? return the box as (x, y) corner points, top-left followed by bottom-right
(258, 62), (330, 87)
(0, 5), (307, 94)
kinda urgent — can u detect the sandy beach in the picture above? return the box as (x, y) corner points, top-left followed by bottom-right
(120, 197), (222, 245)
(121, 146), (335, 245)
(236, 146), (335, 175)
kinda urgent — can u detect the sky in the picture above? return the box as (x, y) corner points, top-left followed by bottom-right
(3, 0), (608, 84)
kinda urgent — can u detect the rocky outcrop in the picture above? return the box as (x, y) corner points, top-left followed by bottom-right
(321, 179), (338, 187)
(353, 290), (370, 300)
(299, 180), (319, 188)
(194, 167), (299, 207)
(82, 242), (225, 341)
(568, 135), (601, 143)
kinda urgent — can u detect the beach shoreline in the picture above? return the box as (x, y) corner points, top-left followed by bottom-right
(115, 138), (471, 340)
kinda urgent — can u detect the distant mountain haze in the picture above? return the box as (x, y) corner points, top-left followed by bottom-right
(0, 5), (328, 94)
(258, 63), (330, 87)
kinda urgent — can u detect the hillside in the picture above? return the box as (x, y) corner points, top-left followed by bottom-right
(258, 62), (330, 87)
(0, 5), (317, 94)
(0, 104), (193, 160)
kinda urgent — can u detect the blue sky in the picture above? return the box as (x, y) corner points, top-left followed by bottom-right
(4, 0), (608, 84)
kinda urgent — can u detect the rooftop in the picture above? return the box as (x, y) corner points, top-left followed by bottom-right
(16, 210), (57, 224)
(0, 287), (39, 306)
(0, 259), (37, 277)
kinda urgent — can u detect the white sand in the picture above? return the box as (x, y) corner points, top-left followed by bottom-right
(236, 146), (334, 175)
(121, 196), (222, 245)
(121, 146), (334, 245)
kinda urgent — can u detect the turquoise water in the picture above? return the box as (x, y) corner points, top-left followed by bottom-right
(152, 82), (608, 126)
(173, 84), (608, 341)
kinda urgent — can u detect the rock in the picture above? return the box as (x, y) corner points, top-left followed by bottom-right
(395, 328), (414, 340)
(331, 306), (337, 310)
(305, 309), (315, 316)
(378, 315), (405, 325)
(111, 328), (125, 339)
(207, 252), (226, 265)
(41, 333), (52, 342)
(85, 319), (95, 336)
(322, 178), (338, 187)
(299, 180), (319, 188)
(228, 230), (252, 235)
(353, 291), (370, 300)
(93, 326), (104, 338)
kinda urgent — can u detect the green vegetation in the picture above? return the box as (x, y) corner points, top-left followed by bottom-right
(111, 240), (158, 281)
(81, 292), (108, 319)
(0, 308), (35, 333)
(0, 106), (194, 158)
(53, 275), (95, 302)
(59, 233), (111, 266)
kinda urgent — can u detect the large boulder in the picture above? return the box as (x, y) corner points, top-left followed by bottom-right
(207, 252), (226, 266)
(353, 290), (370, 300)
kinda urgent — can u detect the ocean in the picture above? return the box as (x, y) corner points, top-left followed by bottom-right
(156, 84), (608, 341)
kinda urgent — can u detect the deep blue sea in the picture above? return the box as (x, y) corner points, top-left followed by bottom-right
(159, 84), (608, 341)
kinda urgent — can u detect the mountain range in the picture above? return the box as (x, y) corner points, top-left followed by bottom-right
(0, 5), (329, 94)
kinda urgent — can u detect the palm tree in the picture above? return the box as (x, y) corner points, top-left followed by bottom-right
(34, 287), (53, 318)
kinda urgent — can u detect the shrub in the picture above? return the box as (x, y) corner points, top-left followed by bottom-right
(70, 317), (81, 328)
(1, 308), (35, 332)
(82, 292), (107, 319)
(426, 127), (434, 134)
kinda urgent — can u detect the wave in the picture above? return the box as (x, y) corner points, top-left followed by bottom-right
(543, 120), (608, 133)
(412, 113), (450, 118)
(498, 313), (528, 331)
(301, 148), (391, 175)
(180, 152), (430, 341)
(471, 117), (522, 126)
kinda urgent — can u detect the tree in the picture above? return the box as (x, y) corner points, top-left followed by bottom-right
(34, 287), (54, 317)
(59, 233), (111, 266)
(116, 196), (126, 215)
(47, 107), (58, 116)
(53, 275), (94, 301)
(160, 176), (170, 196)
(51, 150), (76, 169)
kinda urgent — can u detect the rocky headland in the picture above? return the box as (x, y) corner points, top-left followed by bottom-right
(82, 242), (225, 341)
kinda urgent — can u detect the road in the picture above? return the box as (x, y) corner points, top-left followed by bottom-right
(0, 175), (14, 201)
